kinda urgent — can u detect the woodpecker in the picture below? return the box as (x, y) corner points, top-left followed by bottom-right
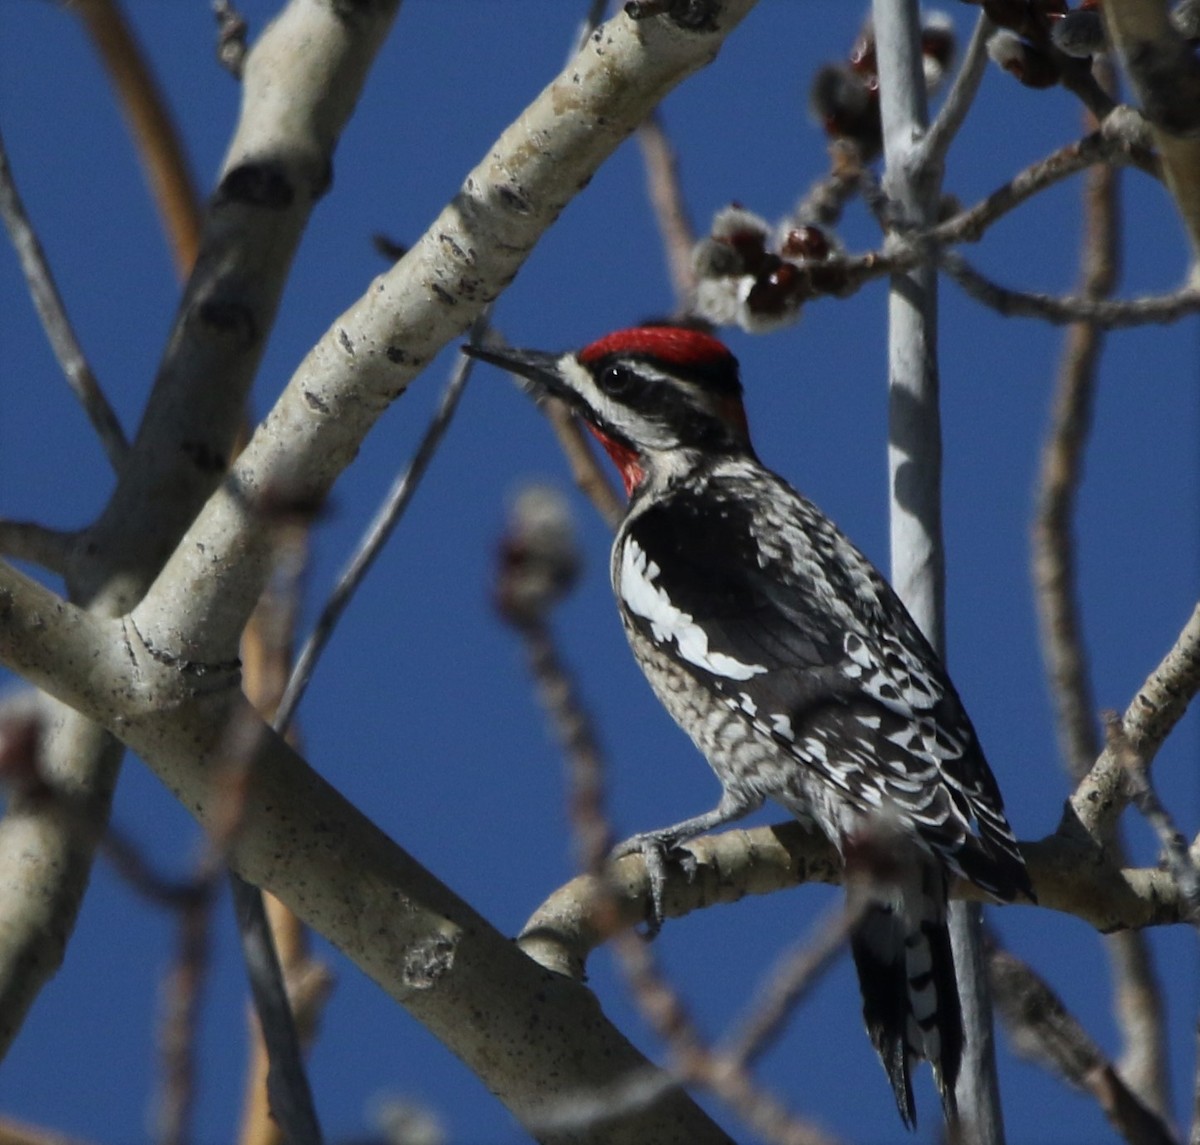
(466, 325), (1033, 1129)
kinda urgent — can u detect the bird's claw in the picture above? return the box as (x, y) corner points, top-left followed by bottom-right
(611, 831), (696, 937)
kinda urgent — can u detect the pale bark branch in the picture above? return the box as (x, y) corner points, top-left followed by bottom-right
(1065, 603), (1200, 843)
(0, 555), (731, 1144)
(129, 3), (758, 668)
(0, 0), (403, 1065)
(521, 823), (1191, 978)
(1108, 717), (1200, 926)
(0, 522), (77, 576)
(276, 318), (486, 729)
(874, 0), (1005, 1136)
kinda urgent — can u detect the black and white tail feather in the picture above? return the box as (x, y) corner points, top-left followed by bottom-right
(466, 325), (1035, 1130)
(845, 829), (963, 1129)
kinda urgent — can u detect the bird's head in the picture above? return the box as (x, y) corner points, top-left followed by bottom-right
(465, 325), (753, 495)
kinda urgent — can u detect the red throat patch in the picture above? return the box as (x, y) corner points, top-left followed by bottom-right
(587, 425), (644, 497)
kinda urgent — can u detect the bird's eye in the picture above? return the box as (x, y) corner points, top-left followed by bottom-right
(602, 365), (636, 395)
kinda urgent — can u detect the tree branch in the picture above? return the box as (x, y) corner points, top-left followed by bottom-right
(72, 0), (203, 276)
(0, 126), (129, 470)
(1065, 602), (1200, 844)
(0, 0), (402, 1064)
(940, 251), (1200, 326)
(129, 2), (759, 668)
(520, 822), (1191, 980)
(0, 521), (77, 576)
(0, 557), (732, 1145)
(873, 0), (1007, 1136)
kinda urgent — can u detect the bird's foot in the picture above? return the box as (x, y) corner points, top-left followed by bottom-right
(611, 830), (698, 937)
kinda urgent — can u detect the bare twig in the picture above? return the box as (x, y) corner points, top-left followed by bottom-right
(921, 10), (993, 168)
(0, 1115), (97, 1145)
(1107, 715), (1200, 925)
(275, 315), (486, 730)
(72, 0), (202, 274)
(238, 894), (334, 1145)
(1032, 70), (1172, 1118)
(940, 251), (1200, 327)
(1066, 603), (1200, 843)
(989, 944), (1179, 1145)
(932, 130), (1158, 249)
(155, 870), (218, 1145)
(227, 873), (323, 1145)
(0, 127), (129, 470)
(0, 521), (76, 575)
(789, 141), (872, 231)
(637, 112), (697, 308)
(720, 900), (858, 1071)
(238, 563), (333, 1145)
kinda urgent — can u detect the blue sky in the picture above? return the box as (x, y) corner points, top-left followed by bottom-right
(1, 2), (1197, 1142)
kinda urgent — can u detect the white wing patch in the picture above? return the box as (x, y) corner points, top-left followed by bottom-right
(620, 539), (768, 682)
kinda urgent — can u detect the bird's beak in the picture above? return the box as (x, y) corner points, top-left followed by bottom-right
(461, 344), (567, 401)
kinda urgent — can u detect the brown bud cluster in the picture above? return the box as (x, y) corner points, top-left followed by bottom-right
(965, 0), (1112, 90)
(692, 206), (843, 334)
(495, 485), (580, 627)
(809, 13), (957, 159)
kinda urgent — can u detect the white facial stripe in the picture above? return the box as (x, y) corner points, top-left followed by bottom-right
(620, 540), (767, 681)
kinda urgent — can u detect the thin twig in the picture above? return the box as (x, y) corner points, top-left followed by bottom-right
(989, 943), (1179, 1145)
(1107, 716), (1200, 926)
(73, 0), (202, 274)
(932, 130), (1157, 249)
(275, 314), (487, 731)
(0, 127), (129, 470)
(0, 521), (77, 575)
(1066, 603), (1200, 842)
(721, 900), (858, 1071)
(237, 563), (333, 1145)
(1031, 80), (1172, 1114)
(155, 871), (218, 1145)
(789, 141), (871, 231)
(543, 398), (625, 529)
(940, 251), (1200, 327)
(1034, 92), (1119, 785)
(153, 710), (268, 1145)
(637, 112), (697, 308)
(921, 10), (993, 168)
(227, 874), (324, 1145)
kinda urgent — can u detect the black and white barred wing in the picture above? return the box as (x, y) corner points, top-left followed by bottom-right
(620, 483), (1030, 901)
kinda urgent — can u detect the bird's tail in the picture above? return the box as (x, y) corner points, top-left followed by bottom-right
(848, 863), (961, 1130)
